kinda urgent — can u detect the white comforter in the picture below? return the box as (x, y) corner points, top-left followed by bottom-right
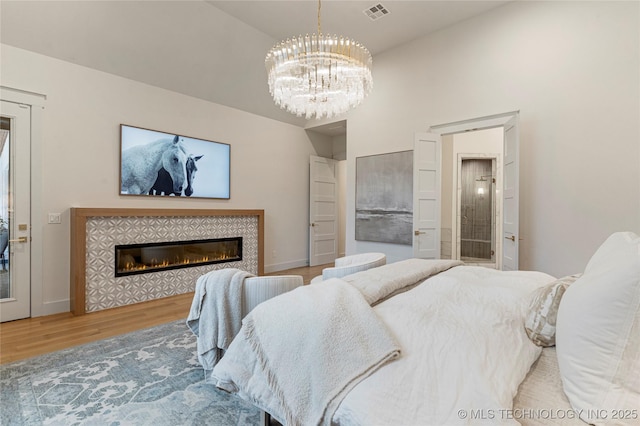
(332, 266), (555, 425)
(211, 259), (461, 425)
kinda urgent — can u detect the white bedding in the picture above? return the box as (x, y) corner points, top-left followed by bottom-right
(332, 266), (555, 425)
(210, 259), (461, 425)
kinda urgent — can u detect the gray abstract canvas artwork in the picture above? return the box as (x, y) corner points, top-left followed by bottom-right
(356, 150), (413, 245)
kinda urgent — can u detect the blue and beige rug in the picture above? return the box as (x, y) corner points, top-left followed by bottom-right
(0, 320), (261, 425)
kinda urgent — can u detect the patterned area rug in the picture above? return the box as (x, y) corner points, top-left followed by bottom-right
(0, 320), (261, 425)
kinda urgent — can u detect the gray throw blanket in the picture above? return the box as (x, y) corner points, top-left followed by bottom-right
(186, 268), (254, 377)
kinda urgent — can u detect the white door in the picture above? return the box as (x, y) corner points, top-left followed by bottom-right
(309, 156), (338, 266)
(502, 115), (519, 270)
(1, 100), (31, 322)
(413, 133), (441, 259)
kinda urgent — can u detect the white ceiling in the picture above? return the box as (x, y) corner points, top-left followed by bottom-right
(0, 0), (510, 131)
(209, 1), (509, 57)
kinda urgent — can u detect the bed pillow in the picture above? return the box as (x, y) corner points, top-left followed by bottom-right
(525, 274), (581, 347)
(556, 232), (640, 425)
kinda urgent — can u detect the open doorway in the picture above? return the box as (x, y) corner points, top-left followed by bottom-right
(305, 121), (347, 266)
(439, 127), (503, 269)
(431, 111), (520, 271)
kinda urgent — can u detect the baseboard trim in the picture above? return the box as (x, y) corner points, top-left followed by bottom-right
(36, 299), (70, 317)
(264, 259), (308, 274)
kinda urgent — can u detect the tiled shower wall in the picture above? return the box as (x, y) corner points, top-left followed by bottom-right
(460, 159), (493, 260)
(84, 215), (259, 312)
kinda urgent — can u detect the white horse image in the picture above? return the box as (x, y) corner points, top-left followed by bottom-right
(121, 135), (188, 195)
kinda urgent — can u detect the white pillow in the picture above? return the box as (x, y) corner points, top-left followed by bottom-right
(556, 232), (640, 425)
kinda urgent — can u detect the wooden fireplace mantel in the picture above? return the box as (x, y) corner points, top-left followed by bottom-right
(70, 208), (264, 315)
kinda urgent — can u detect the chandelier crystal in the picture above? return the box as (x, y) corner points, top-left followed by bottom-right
(265, 2), (373, 119)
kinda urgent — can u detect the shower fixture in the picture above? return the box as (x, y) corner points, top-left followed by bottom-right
(476, 174), (495, 183)
(476, 175), (494, 195)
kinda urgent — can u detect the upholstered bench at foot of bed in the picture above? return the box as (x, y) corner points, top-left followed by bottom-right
(242, 275), (303, 316)
(310, 252), (386, 283)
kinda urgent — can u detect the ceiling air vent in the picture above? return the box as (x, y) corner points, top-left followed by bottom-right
(364, 3), (390, 21)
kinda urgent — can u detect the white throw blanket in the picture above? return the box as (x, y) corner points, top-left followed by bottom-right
(211, 279), (401, 426)
(340, 258), (462, 304)
(186, 268), (254, 377)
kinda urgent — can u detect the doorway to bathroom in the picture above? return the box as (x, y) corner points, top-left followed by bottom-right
(431, 111), (519, 271)
(438, 126), (503, 269)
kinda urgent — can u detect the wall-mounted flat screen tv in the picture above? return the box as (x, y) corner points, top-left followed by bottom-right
(120, 124), (230, 199)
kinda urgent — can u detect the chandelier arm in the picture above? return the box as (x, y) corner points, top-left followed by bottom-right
(317, 0), (322, 36)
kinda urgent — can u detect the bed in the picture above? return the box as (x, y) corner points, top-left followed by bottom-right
(208, 232), (640, 426)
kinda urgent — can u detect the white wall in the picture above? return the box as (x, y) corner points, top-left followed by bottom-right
(337, 160), (347, 258)
(1, 45), (327, 315)
(346, 1), (640, 277)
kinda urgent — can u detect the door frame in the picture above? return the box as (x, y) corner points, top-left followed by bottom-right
(430, 110), (519, 270)
(0, 86), (45, 317)
(1, 100), (32, 321)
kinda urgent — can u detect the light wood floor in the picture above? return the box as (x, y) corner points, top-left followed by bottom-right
(0, 264), (328, 365)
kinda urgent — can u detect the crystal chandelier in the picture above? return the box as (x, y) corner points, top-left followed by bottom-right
(265, 0), (373, 119)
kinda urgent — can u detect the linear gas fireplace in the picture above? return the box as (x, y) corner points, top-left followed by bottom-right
(71, 208), (263, 315)
(115, 237), (242, 277)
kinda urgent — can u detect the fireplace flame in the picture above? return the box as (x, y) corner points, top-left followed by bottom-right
(119, 253), (235, 273)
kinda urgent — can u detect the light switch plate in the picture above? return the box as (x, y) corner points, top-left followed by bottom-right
(48, 213), (61, 224)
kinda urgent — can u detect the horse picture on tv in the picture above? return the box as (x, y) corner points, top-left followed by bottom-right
(120, 125), (230, 199)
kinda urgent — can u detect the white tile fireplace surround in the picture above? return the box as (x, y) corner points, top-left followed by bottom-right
(70, 208), (264, 315)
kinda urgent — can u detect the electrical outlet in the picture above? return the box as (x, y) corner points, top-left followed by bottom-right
(48, 213), (61, 224)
